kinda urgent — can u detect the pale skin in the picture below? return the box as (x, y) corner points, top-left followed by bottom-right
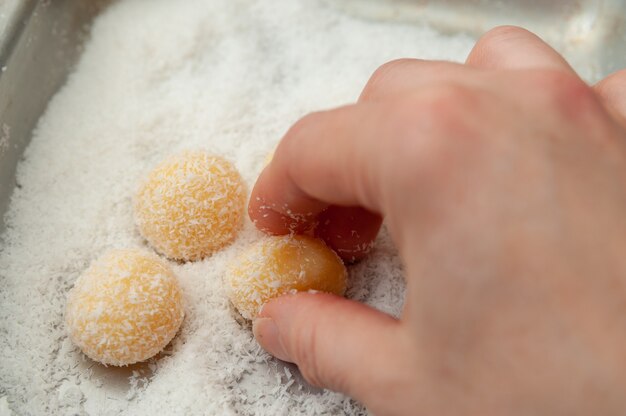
(247, 26), (626, 415)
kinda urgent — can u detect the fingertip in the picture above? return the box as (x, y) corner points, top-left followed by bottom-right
(248, 166), (326, 235)
(315, 206), (382, 263)
(253, 317), (291, 362)
(248, 193), (312, 235)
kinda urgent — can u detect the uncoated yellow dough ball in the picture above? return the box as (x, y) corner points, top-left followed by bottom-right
(65, 249), (185, 366)
(226, 235), (347, 320)
(134, 151), (245, 261)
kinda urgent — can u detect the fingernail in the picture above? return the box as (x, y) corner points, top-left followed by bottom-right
(253, 317), (291, 362)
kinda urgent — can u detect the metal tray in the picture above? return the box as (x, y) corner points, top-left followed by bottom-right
(0, 0), (624, 412)
(0, 0), (110, 235)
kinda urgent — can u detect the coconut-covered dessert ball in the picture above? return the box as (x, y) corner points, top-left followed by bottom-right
(134, 151), (245, 261)
(65, 249), (185, 366)
(226, 235), (347, 320)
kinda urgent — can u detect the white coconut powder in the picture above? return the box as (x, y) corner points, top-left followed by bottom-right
(0, 0), (475, 414)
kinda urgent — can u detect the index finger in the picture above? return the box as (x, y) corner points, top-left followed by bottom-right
(248, 103), (387, 259)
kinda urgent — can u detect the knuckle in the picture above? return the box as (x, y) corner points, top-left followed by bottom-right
(285, 111), (325, 142)
(420, 83), (476, 122)
(275, 110), (332, 183)
(481, 25), (530, 43)
(370, 58), (415, 82)
(534, 70), (599, 119)
(595, 69), (626, 100)
(391, 83), (477, 142)
(361, 58), (420, 101)
(280, 111), (327, 160)
(382, 84), (479, 181)
(469, 25), (534, 66)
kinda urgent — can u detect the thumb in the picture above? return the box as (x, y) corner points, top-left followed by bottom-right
(252, 292), (414, 406)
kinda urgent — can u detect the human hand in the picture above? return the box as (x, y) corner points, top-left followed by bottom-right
(248, 26), (626, 415)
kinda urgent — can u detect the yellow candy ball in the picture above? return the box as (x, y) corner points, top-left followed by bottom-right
(226, 235), (347, 320)
(134, 151), (245, 261)
(65, 249), (185, 366)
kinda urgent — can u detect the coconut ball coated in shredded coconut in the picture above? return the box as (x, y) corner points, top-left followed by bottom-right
(65, 249), (185, 366)
(134, 151), (246, 261)
(227, 235), (348, 319)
